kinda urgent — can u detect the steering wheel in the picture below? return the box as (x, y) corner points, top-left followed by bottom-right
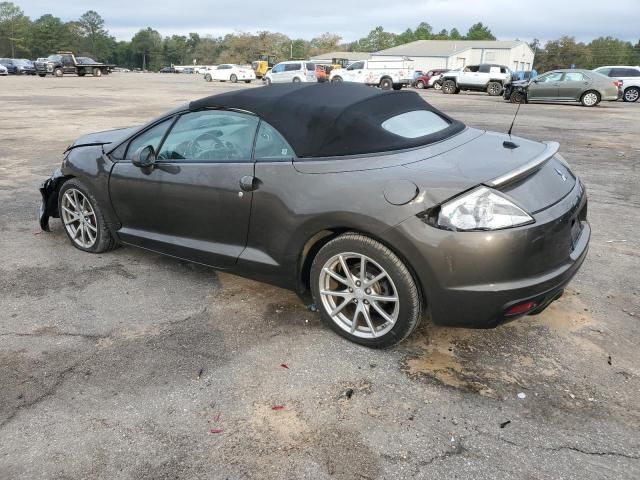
(188, 131), (235, 160)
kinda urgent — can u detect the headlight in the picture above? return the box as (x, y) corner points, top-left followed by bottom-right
(437, 186), (533, 231)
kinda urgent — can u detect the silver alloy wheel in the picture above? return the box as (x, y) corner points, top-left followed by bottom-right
(61, 188), (98, 249)
(624, 88), (639, 102)
(582, 92), (599, 106)
(318, 252), (399, 339)
(433, 82), (442, 90)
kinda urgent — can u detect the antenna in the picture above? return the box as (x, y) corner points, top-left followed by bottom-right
(503, 100), (522, 149)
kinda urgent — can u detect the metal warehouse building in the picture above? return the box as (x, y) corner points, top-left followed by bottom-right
(372, 40), (535, 71)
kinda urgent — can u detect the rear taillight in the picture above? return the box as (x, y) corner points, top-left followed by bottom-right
(505, 301), (538, 317)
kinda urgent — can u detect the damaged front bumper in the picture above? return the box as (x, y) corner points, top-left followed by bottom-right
(39, 168), (65, 231)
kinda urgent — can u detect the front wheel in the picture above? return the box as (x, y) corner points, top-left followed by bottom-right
(433, 81), (442, 90)
(311, 233), (423, 348)
(581, 90), (600, 107)
(93, 68), (102, 77)
(623, 86), (639, 102)
(415, 80), (425, 89)
(204, 73), (212, 82)
(442, 80), (457, 94)
(58, 179), (118, 253)
(230, 74), (238, 83)
(510, 91), (526, 104)
(54, 68), (63, 77)
(487, 81), (502, 96)
(331, 76), (343, 82)
(292, 77), (301, 83)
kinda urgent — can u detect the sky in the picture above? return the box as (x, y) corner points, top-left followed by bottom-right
(15, 0), (640, 43)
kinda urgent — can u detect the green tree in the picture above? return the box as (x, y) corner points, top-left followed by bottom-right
(586, 36), (635, 68)
(413, 22), (433, 40)
(396, 28), (416, 45)
(432, 29), (449, 40)
(78, 10), (111, 59)
(28, 14), (70, 57)
(163, 34), (188, 65)
(309, 32), (341, 55)
(0, 1), (30, 57)
(352, 26), (397, 52)
(449, 28), (462, 40)
(130, 27), (163, 70)
(465, 22), (496, 40)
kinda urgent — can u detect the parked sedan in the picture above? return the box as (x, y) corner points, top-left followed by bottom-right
(14, 59), (36, 75)
(204, 64), (255, 83)
(0, 58), (18, 74)
(39, 83), (589, 348)
(414, 69), (448, 89)
(0, 64), (7, 76)
(504, 69), (620, 106)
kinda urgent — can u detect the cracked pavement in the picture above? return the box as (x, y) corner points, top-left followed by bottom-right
(1, 74), (639, 479)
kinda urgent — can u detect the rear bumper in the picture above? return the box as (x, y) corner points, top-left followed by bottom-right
(385, 180), (590, 328)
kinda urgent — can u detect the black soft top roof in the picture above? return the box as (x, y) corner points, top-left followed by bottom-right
(189, 83), (464, 158)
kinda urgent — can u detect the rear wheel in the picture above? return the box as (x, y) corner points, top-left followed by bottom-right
(77, 71), (86, 77)
(230, 74), (238, 83)
(623, 86), (639, 102)
(433, 81), (442, 90)
(379, 78), (393, 90)
(54, 68), (63, 77)
(93, 68), (102, 77)
(331, 76), (343, 82)
(38, 73), (46, 78)
(311, 233), (423, 348)
(244, 80), (251, 83)
(442, 80), (457, 94)
(58, 179), (118, 254)
(581, 90), (600, 107)
(292, 77), (301, 83)
(205, 73), (212, 82)
(487, 81), (503, 96)
(415, 80), (425, 89)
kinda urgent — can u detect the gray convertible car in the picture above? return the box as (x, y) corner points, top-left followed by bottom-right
(39, 83), (590, 347)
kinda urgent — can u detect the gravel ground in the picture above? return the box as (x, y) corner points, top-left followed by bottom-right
(0, 73), (639, 479)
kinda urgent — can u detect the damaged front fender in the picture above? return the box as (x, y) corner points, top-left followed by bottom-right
(39, 168), (67, 231)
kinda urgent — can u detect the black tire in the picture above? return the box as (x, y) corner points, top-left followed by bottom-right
(265, 77), (272, 85)
(244, 80), (251, 83)
(230, 74), (237, 83)
(331, 76), (343, 82)
(77, 72), (86, 77)
(379, 78), (393, 90)
(580, 90), (600, 107)
(415, 80), (425, 89)
(58, 179), (118, 254)
(310, 233), (423, 348)
(205, 73), (212, 82)
(510, 91), (526, 104)
(623, 86), (639, 103)
(93, 68), (102, 77)
(433, 81), (442, 90)
(54, 68), (63, 77)
(38, 73), (46, 78)
(392, 84), (403, 90)
(487, 81), (502, 96)
(292, 77), (301, 83)
(442, 80), (457, 94)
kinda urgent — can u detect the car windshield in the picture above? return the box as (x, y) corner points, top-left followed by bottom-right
(381, 110), (451, 139)
(47, 55), (62, 62)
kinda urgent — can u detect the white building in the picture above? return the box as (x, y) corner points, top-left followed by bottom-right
(372, 40), (535, 72)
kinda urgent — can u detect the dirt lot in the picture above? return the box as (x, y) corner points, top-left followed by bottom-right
(1, 74), (639, 479)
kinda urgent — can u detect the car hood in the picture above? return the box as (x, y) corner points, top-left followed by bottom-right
(511, 79), (529, 88)
(66, 126), (139, 151)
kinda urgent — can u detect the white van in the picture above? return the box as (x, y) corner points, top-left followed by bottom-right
(264, 61), (316, 84)
(329, 58), (415, 90)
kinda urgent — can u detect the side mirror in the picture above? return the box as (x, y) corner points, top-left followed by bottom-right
(132, 145), (156, 168)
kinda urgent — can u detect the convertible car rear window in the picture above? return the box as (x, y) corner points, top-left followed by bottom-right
(381, 110), (450, 139)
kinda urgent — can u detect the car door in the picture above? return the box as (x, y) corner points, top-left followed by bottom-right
(343, 61), (364, 82)
(108, 109), (259, 268)
(527, 71), (563, 100)
(458, 65), (479, 86)
(270, 63), (285, 82)
(558, 71), (589, 100)
(212, 65), (227, 81)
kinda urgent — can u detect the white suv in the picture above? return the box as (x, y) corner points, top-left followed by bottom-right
(264, 61), (316, 84)
(440, 64), (511, 96)
(593, 66), (640, 102)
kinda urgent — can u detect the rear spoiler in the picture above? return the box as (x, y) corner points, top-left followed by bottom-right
(485, 141), (560, 187)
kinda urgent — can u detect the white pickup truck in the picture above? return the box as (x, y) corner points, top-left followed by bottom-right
(329, 58), (415, 90)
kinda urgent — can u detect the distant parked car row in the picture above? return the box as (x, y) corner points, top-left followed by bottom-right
(0, 58), (36, 75)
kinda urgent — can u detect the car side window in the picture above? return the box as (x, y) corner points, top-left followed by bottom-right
(479, 65), (490, 73)
(254, 121), (295, 161)
(285, 63), (301, 72)
(538, 72), (563, 82)
(625, 68), (640, 77)
(157, 110), (259, 162)
(563, 72), (585, 81)
(595, 67), (611, 76)
(347, 61), (364, 71)
(124, 119), (173, 160)
(272, 64), (284, 73)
